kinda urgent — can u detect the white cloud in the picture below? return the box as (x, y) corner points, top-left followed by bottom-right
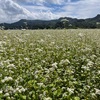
(76, 0), (100, 18)
(0, 0), (60, 23)
(14, 0), (65, 5)
(54, 0), (100, 18)
(0, 0), (36, 23)
(68, 0), (71, 3)
(0, 0), (100, 23)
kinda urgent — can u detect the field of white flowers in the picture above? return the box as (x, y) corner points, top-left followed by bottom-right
(0, 29), (100, 100)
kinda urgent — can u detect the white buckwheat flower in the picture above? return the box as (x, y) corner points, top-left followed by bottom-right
(4, 93), (9, 97)
(1, 76), (13, 83)
(95, 88), (100, 95)
(52, 62), (57, 68)
(0, 90), (2, 94)
(7, 64), (16, 69)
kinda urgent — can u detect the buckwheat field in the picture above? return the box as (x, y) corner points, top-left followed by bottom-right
(0, 29), (100, 100)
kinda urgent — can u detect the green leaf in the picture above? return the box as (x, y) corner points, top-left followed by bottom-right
(21, 95), (26, 100)
(74, 96), (80, 100)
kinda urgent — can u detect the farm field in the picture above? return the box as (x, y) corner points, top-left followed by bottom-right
(0, 29), (100, 100)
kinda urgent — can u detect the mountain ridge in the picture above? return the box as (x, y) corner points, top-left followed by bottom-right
(0, 14), (100, 29)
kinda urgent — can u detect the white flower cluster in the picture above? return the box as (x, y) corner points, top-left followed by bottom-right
(14, 86), (26, 93)
(59, 59), (70, 65)
(0, 90), (2, 94)
(0, 41), (7, 46)
(7, 64), (16, 69)
(67, 88), (74, 94)
(49, 62), (58, 72)
(51, 62), (58, 68)
(78, 33), (84, 37)
(1, 76), (13, 83)
(95, 88), (100, 95)
(36, 48), (43, 52)
(37, 83), (44, 87)
(87, 61), (94, 67)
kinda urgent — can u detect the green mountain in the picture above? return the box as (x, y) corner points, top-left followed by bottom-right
(0, 14), (100, 29)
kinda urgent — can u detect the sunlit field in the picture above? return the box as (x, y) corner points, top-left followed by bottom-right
(0, 29), (100, 100)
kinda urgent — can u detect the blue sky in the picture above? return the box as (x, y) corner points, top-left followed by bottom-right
(0, 0), (100, 23)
